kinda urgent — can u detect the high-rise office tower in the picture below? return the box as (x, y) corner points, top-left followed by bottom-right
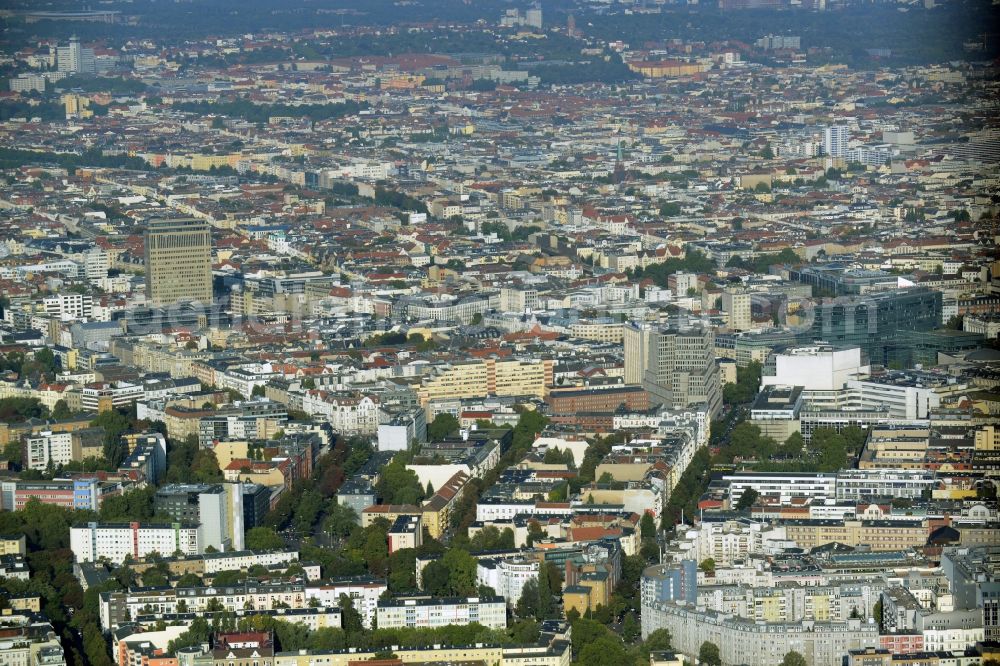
(623, 322), (651, 386)
(144, 218), (212, 305)
(633, 323), (723, 418)
(56, 36), (96, 75)
(525, 5), (543, 29)
(822, 125), (849, 158)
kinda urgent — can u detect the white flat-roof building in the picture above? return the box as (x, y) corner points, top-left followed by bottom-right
(305, 577), (387, 628)
(724, 472), (838, 506)
(762, 345), (869, 392)
(70, 522), (201, 564)
(376, 595), (507, 630)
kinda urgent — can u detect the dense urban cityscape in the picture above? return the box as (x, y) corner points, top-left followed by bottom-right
(0, 1), (998, 665)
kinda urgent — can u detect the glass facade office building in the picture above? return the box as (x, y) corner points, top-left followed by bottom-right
(806, 288), (942, 367)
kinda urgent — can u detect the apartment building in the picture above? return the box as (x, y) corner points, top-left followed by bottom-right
(71, 522), (201, 564)
(476, 557), (540, 608)
(417, 358), (553, 407)
(244, 641), (570, 666)
(547, 385), (650, 429)
(421, 470), (470, 539)
(642, 601), (878, 666)
(304, 577), (388, 628)
(100, 581), (309, 630)
(782, 519), (931, 552)
(0, 477), (112, 511)
(721, 286), (752, 331)
(0, 534), (26, 556)
(198, 400), (288, 446)
(154, 483), (245, 551)
(0, 413), (94, 448)
(387, 515), (422, 553)
(119, 433), (168, 485)
(200, 549), (299, 574)
(376, 595), (507, 630)
(641, 560), (699, 607)
(80, 381), (145, 411)
(42, 293), (93, 320)
(299, 391), (379, 435)
(23, 431), (77, 470)
(859, 425), (931, 470)
(400, 292), (499, 324)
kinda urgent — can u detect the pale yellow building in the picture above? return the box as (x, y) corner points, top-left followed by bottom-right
(568, 321), (625, 343)
(627, 60), (707, 78)
(783, 519), (929, 551)
(7, 596), (41, 613)
(563, 585), (592, 617)
(0, 534), (26, 556)
(361, 504), (421, 531)
(859, 426), (930, 469)
(417, 358), (553, 407)
(975, 425), (998, 452)
(62, 93), (92, 119)
(722, 286), (752, 331)
(718, 358), (738, 385)
(271, 642), (569, 666)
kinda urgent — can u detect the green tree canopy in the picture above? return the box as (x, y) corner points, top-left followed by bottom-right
(375, 456), (424, 505)
(245, 527), (284, 551)
(427, 413), (460, 441)
(782, 651), (808, 666)
(735, 487), (759, 511)
(640, 512), (656, 539)
(699, 641), (722, 666)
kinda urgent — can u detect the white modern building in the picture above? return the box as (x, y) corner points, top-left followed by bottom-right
(641, 601), (879, 666)
(153, 483), (245, 552)
(918, 609), (985, 653)
(725, 472), (838, 506)
(762, 345), (869, 392)
(822, 125), (850, 158)
(377, 407), (426, 451)
(80, 381), (145, 411)
(42, 294), (93, 320)
(84, 249), (110, 280)
(376, 596), (507, 630)
(847, 145), (892, 167)
(845, 377), (950, 420)
(834, 469), (937, 501)
(70, 522), (201, 564)
(477, 557), (540, 608)
(24, 431), (75, 471)
(305, 577), (387, 628)
(56, 36), (96, 75)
